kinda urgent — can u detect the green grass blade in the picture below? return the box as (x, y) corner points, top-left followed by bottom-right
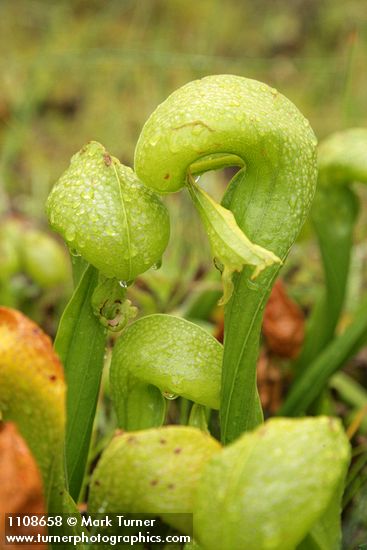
(280, 296), (367, 417)
(55, 264), (107, 501)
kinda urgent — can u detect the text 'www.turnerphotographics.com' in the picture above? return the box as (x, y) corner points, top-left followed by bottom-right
(4, 513), (193, 546)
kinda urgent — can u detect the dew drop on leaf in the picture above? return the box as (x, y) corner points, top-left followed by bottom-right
(151, 259), (162, 270)
(65, 225), (76, 242)
(162, 391), (178, 400)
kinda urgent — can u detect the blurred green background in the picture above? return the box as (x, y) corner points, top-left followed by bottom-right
(1, 2), (367, 547)
(1, 0), (367, 216)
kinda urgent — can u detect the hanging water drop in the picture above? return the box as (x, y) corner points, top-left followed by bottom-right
(119, 280), (128, 288)
(162, 391), (178, 400)
(152, 259), (162, 271)
(65, 225), (76, 242)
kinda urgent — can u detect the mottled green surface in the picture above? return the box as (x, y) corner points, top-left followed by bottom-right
(46, 141), (170, 281)
(135, 75), (316, 209)
(88, 426), (221, 533)
(194, 417), (350, 550)
(110, 314), (223, 429)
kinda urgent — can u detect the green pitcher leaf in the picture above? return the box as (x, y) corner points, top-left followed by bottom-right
(46, 141), (170, 281)
(187, 176), (281, 305)
(88, 426), (221, 534)
(194, 417), (350, 550)
(134, 74), (318, 441)
(110, 314), (223, 430)
(296, 477), (345, 550)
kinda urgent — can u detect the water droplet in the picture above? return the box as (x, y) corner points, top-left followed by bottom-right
(169, 133), (181, 153)
(69, 248), (81, 257)
(65, 225), (76, 242)
(149, 132), (161, 147)
(162, 391), (178, 400)
(152, 259), (162, 270)
(119, 280), (128, 288)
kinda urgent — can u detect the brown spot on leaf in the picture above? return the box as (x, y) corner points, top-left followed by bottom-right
(174, 448), (182, 454)
(167, 483), (175, 490)
(0, 307), (65, 387)
(164, 173), (170, 180)
(150, 479), (158, 486)
(159, 438), (167, 445)
(103, 153), (112, 166)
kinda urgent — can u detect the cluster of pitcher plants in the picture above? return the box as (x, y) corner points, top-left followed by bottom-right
(2, 74), (367, 549)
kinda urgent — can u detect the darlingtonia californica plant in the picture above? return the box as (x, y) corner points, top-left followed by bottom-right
(0, 75), (352, 550)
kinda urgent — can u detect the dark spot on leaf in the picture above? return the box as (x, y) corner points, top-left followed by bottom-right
(159, 438), (167, 445)
(174, 448), (182, 454)
(94, 480), (101, 486)
(150, 479), (158, 486)
(127, 436), (137, 443)
(103, 153), (112, 166)
(49, 375), (57, 382)
(164, 173), (170, 179)
(167, 483), (175, 490)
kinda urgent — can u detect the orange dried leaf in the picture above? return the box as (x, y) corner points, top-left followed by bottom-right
(0, 422), (45, 549)
(263, 279), (305, 358)
(257, 350), (283, 413)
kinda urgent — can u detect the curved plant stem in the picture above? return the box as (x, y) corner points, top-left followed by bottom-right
(295, 128), (367, 375)
(295, 185), (359, 374)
